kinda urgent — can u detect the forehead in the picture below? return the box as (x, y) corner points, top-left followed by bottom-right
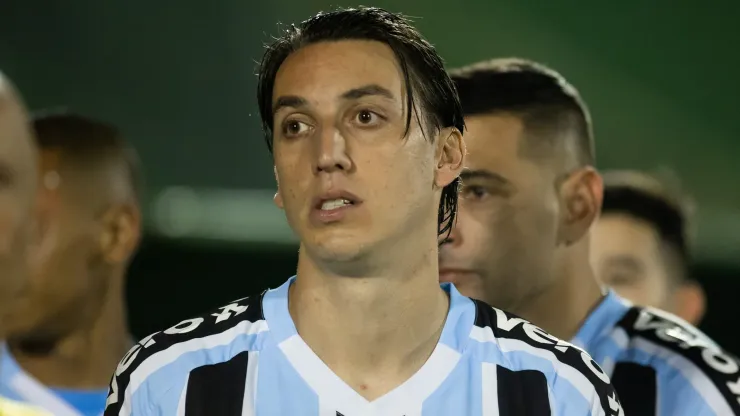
(462, 113), (529, 171)
(593, 214), (662, 255)
(273, 40), (404, 103)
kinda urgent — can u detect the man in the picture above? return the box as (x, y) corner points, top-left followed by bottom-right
(0, 112), (141, 416)
(105, 8), (621, 416)
(0, 72), (52, 415)
(591, 170), (705, 326)
(441, 57), (740, 415)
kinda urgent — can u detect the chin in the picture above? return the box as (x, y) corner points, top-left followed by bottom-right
(302, 230), (375, 266)
(310, 240), (366, 263)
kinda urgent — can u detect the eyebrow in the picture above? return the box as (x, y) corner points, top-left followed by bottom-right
(460, 169), (511, 187)
(341, 84), (394, 101)
(273, 96), (308, 116)
(272, 84), (395, 116)
(603, 255), (644, 273)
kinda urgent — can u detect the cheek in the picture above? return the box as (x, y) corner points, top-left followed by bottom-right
(275, 163), (306, 203)
(517, 195), (559, 237)
(614, 283), (657, 308)
(0, 199), (27, 252)
(359, 144), (431, 204)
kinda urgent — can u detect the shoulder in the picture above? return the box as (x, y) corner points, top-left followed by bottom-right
(472, 299), (610, 381)
(471, 300), (623, 415)
(614, 305), (740, 412)
(0, 396), (52, 416)
(104, 293), (267, 415)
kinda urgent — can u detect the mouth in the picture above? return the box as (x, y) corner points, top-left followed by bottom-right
(311, 190), (363, 223)
(317, 198), (355, 211)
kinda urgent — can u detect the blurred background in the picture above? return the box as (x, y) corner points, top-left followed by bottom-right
(2, 1), (738, 349)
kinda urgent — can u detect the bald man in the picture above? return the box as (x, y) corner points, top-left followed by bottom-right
(0, 73), (52, 415)
(0, 111), (141, 416)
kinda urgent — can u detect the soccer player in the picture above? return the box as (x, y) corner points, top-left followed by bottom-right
(591, 170), (705, 326)
(441, 57), (740, 415)
(0, 112), (141, 416)
(104, 7), (621, 416)
(0, 72), (52, 415)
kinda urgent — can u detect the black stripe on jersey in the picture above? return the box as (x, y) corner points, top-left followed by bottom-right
(184, 351), (249, 416)
(615, 306), (740, 412)
(472, 300), (622, 416)
(104, 292), (266, 416)
(611, 362), (657, 416)
(497, 366), (551, 415)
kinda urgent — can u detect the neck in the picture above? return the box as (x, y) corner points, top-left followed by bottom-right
(290, 234), (448, 398)
(9, 270), (133, 390)
(515, 241), (604, 341)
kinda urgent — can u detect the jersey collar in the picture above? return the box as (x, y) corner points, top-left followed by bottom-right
(261, 276), (474, 414)
(571, 290), (631, 350)
(262, 275), (475, 354)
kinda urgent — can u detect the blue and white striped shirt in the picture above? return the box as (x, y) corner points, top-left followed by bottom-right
(105, 277), (622, 415)
(573, 291), (740, 415)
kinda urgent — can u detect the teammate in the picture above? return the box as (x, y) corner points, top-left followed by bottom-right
(0, 112), (141, 416)
(441, 57), (740, 415)
(105, 7), (621, 416)
(0, 72), (52, 415)
(592, 170), (705, 325)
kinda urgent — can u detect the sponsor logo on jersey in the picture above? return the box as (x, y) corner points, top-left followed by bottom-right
(633, 309), (740, 405)
(494, 308), (611, 383)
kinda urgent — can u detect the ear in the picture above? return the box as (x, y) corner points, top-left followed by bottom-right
(557, 167), (603, 245)
(99, 203), (142, 264)
(29, 169), (62, 264)
(273, 165), (284, 209)
(672, 280), (706, 326)
(434, 127), (466, 188)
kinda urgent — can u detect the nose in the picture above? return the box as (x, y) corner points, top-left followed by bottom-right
(439, 220), (462, 248)
(314, 126), (352, 174)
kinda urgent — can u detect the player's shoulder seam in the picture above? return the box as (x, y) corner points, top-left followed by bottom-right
(115, 292), (266, 377)
(614, 306), (740, 409)
(471, 300), (605, 372)
(616, 305), (722, 356)
(472, 299), (578, 353)
(472, 300), (620, 413)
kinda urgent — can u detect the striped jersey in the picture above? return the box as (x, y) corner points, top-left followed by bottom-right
(105, 277), (623, 416)
(572, 291), (740, 415)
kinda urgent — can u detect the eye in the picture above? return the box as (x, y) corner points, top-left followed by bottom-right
(0, 164), (14, 189)
(354, 109), (381, 126)
(461, 185), (489, 201)
(281, 119), (311, 137)
(605, 272), (637, 286)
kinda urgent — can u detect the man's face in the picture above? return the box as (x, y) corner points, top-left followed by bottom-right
(4, 151), (109, 342)
(591, 213), (672, 309)
(439, 114), (561, 310)
(271, 40), (446, 263)
(0, 95), (37, 327)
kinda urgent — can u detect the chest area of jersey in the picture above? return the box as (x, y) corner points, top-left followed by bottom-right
(179, 342), (556, 416)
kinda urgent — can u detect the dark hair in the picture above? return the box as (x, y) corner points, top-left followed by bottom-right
(32, 110), (143, 202)
(450, 58), (594, 165)
(256, 6), (464, 237)
(601, 170), (692, 279)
